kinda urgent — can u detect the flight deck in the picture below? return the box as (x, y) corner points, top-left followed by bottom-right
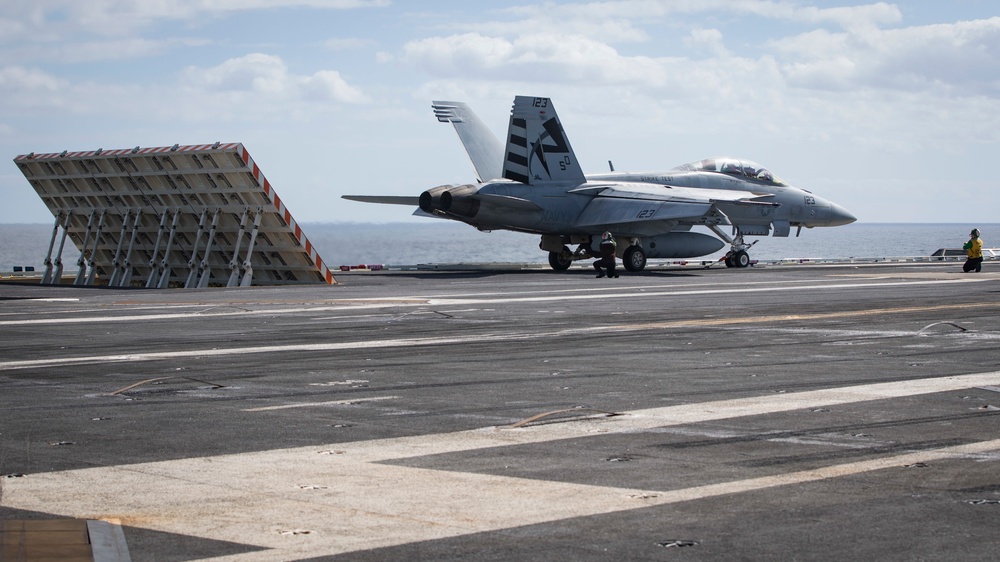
(1, 262), (999, 560)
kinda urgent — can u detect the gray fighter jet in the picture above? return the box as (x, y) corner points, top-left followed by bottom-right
(344, 95), (856, 271)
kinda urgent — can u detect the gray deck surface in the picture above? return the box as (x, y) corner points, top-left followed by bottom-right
(2, 262), (999, 560)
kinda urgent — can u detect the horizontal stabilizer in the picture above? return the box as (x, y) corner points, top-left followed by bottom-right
(342, 195), (420, 206)
(412, 208), (445, 219)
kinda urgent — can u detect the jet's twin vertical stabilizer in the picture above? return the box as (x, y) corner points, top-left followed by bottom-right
(432, 101), (504, 183)
(503, 96), (586, 186)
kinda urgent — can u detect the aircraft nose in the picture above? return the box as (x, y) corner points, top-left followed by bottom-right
(828, 202), (857, 226)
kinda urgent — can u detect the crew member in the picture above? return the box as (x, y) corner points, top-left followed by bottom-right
(594, 231), (619, 278)
(963, 228), (984, 273)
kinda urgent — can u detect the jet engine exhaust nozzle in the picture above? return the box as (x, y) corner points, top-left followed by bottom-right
(419, 184), (480, 218)
(419, 185), (453, 214)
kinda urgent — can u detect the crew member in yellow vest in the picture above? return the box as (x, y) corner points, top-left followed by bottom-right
(963, 228), (983, 273)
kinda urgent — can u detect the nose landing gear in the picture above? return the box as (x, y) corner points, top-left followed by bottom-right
(548, 249), (573, 271)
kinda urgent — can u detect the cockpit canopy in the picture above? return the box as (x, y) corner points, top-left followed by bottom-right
(674, 157), (787, 186)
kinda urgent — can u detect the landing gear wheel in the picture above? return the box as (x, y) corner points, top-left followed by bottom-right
(623, 246), (647, 272)
(734, 250), (750, 268)
(548, 250), (572, 271)
(724, 254), (735, 268)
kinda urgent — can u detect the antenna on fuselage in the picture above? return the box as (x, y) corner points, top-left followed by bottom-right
(608, 160), (615, 172)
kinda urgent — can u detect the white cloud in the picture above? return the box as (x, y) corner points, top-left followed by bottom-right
(403, 33), (513, 74)
(185, 0), (390, 9)
(0, 15), (25, 38)
(501, 1), (902, 35)
(322, 37), (377, 51)
(0, 37), (212, 66)
(301, 70), (368, 103)
(0, 66), (62, 92)
(0, 1), (390, 38)
(398, 2), (968, 104)
(868, 18), (1000, 93)
(186, 53), (289, 94)
(398, 4), (1000, 149)
(402, 32), (667, 86)
(484, 4), (651, 43)
(182, 53), (369, 103)
(0, 66), (68, 110)
(797, 2), (902, 30)
(684, 28), (730, 57)
(773, 17), (1000, 96)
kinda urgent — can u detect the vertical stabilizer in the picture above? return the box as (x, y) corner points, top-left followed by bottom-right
(432, 101), (504, 183)
(502, 96), (586, 186)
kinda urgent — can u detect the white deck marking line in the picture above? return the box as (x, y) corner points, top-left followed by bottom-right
(759, 326), (1000, 340)
(0, 301), (993, 372)
(5, 372), (999, 559)
(0, 301), (992, 372)
(243, 396), (398, 411)
(425, 278), (979, 306)
(393, 276), (830, 300)
(0, 277), (984, 327)
(301, 371), (1000, 463)
(0, 335), (482, 371)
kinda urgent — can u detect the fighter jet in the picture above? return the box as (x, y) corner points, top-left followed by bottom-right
(343, 95), (856, 271)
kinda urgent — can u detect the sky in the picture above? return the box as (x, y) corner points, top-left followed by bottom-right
(1, 0), (998, 225)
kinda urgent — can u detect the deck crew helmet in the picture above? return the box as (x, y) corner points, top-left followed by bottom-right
(971, 228), (980, 238)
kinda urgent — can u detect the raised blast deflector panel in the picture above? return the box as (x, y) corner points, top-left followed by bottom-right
(13, 143), (335, 287)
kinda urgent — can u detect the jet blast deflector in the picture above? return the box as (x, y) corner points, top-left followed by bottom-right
(13, 143), (336, 287)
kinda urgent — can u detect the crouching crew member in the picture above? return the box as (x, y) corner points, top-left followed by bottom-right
(594, 231), (619, 279)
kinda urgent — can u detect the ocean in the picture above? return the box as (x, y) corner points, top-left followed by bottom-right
(1, 222), (995, 273)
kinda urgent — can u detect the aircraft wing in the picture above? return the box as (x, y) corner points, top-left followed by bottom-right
(574, 183), (776, 230)
(572, 183), (769, 204)
(341, 195), (420, 206)
(575, 198), (714, 228)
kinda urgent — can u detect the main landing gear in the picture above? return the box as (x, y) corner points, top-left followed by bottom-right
(547, 242), (593, 271)
(721, 236), (757, 268)
(548, 250), (573, 271)
(546, 241), (648, 272)
(622, 246), (646, 272)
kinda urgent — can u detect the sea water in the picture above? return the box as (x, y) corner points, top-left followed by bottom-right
(1, 222), (996, 273)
